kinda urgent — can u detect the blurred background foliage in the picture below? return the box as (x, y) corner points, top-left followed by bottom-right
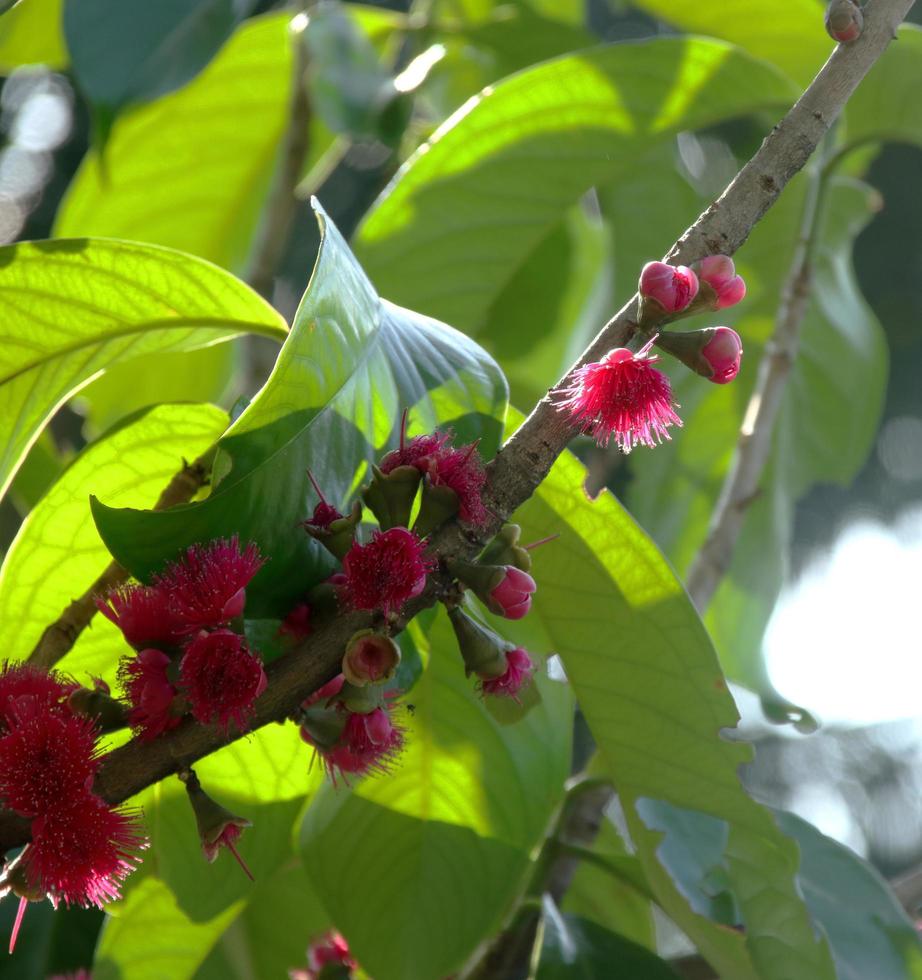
(2, 0), (922, 975)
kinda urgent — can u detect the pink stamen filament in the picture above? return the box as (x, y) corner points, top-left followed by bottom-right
(9, 896), (27, 954)
(306, 470), (328, 506)
(524, 534), (559, 551)
(225, 838), (254, 882)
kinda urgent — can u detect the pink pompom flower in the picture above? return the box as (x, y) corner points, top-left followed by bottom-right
(155, 536), (264, 633)
(556, 340), (682, 452)
(96, 584), (183, 650)
(341, 527), (433, 615)
(118, 648), (182, 741)
(0, 663), (74, 732)
(179, 629), (267, 732)
(304, 705), (404, 785)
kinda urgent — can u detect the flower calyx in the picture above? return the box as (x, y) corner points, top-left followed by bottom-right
(654, 326), (743, 385)
(361, 463), (421, 531)
(179, 769), (254, 880)
(342, 630), (401, 687)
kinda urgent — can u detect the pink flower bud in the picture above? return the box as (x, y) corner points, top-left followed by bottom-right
(639, 261), (698, 314)
(693, 254), (747, 310)
(479, 647), (535, 700)
(701, 327), (743, 384)
(825, 0), (863, 42)
(489, 566), (537, 620)
(342, 630), (401, 686)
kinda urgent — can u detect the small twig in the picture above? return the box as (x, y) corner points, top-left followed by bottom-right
(26, 452), (215, 671)
(245, 11), (313, 298)
(685, 133), (833, 611)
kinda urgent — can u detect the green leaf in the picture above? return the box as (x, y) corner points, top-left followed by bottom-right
(838, 25), (922, 157)
(774, 810), (922, 980)
(0, 900), (101, 980)
(628, 0), (828, 85)
(355, 37), (795, 334)
(0, 403), (228, 688)
(8, 429), (64, 514)
(63, 0), (254, 117)
(536, 908), (679, 979)
(91, 200), (508, 618)
(509, 409), (835, 979)
(93, 877), (243, 980)
(54, 14), (297, 273)
(0, 237), (284, 501)
(0, 0), (67, 71)
(299, 611), (573, 980)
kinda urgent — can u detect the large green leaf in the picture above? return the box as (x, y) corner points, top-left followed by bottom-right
(0, 237), (283, 501)
(54, 14), (296, 274)
(299, 610), (573, 980)
(628, 0), (828, 85)
(354, 38), (795, 334)
(64, 0), (254, 117)
(93, 877), (242, 980)
(91, 201), (508, 617)
(0, 0), (67, 70)
(0, 403), (228, 688)
(510, 413), (834, 979)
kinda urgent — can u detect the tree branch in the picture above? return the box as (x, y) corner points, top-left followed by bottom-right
(5, 1), (913, 899)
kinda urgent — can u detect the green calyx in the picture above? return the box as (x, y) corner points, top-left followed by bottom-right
(362, 464), (421, 530)
(447, 605), (511, 679)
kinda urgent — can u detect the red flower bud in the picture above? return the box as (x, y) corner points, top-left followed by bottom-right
(692, 254), (746, 310)
(489, 566), (536, 620)
(825, 0), (864, 42)
(639, 261), (698, 315)
(701, 327), (743, 384)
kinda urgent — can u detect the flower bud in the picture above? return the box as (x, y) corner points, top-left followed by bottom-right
(825, 0), (863, 42)
(180, 769), (253, 880)
(302, 499), (363, 562)
(446, 606), (512, 678)
(654, 327), (743, 384)
(362, 464), (421, 530)
(639, 261), (699, 321)
(479, 524), (532, 572)
(691, 254), (746, 310)
(342, 630), (401, 687)
(489, 566), (537, 620)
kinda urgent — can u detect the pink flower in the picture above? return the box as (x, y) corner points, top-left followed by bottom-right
(155, 536), (264, 633)
(95, 584), (182, 649)
(0, 709), (99, 816)
(422, 443), (489, 526)
(303, 673), (346, 707)
(693, 255), (746, 310)
(341, 528), (433, 615)
(479, 647), (535, 699)
(0, 663), (74, 732)
(489, 566), (536, 620)
(179, 629), (267, 732)
(701, 327), (743, 384)
(379, 412), (451, 474)
(302, 471), (344, 530)
(639, 261), (698, 313)
(556, 342), (682, 452)
(118, 648), (182, 740)
(202, 821), (254, 881)
(25, 793), (146, 908)
(279, 602), (312, 642)
(307, 707), (404, 785)
(307, 931), (356, 975)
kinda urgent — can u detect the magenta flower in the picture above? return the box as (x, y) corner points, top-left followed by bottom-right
(422, 442), (489, 526)
(304, 706), (404, 785)
(701, 327), (743, 384)
(379, 411), (451, 474)
(303, 673), (346, 707)
(179, 629), (267, 732)
(95, 584), (183, 650)
(0, 663), (74, 732)
(489, 566), (536, 620)
(303, 471), (345, 530)
(341, 527), (433, 615)
(556, 342), (682, 452)
(279, 602), (312, 642)
(639, 261), (698, 313)
(155, 536), (264, 633)
(25, 794), (146, 908)
(479, 647), (535, 700)
(118, 648), (182, 740)
(693, 254), (746, 310)
(202, 820), (254, 881)
(0, 708), (99, 817)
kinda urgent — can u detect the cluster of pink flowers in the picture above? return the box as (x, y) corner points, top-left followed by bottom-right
(98, 536), (268, 739)
(558, 255), (746, 452)
(0, 664), (146, 951)
(290, 930), (357, 979)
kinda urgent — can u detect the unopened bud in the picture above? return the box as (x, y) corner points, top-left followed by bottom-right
(362, 463), (421, 530)
(690, 254), (746, 310)
(446, 606), (512, 678)
(825, 0), (863, 42)
(342, 630), (401, 687)
(180, 770), (253, 880)
(639, 261), (699, 323)
(447, 558), (536, 619)
(302, 499), (362, 562)
(654, 327), (743, 384)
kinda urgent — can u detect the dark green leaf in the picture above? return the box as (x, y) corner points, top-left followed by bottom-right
(91, 200), (507, 617)
(63, 0), (254, 116)
(537, 908), (679, 979)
